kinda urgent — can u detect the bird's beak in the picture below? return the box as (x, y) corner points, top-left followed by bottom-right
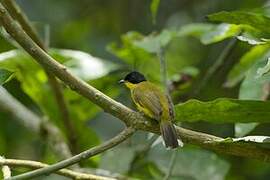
(118, 79), (125, 84)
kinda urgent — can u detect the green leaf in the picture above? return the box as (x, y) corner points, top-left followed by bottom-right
(225, 44), (270, 87)
(0, 68), (13, 85)
(148, 145), (230, 180)
(208, 11), (270, 33)
(175, 98), (270, 123)
(176, 23), (215, 38)
(133, 30), (174, 53)
(200, 23), (240, 44)
(150, 0), (160, 24)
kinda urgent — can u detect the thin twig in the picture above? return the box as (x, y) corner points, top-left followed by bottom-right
(0, 2), (269, 163)
(0, 158), (115, 180)
(163, 150), (177, 180)
(157, 47), (168, 92)
(0, 86), (72, 159)
(8, 127), (135, 180)
(2, 0), (78, 153)
(128, 135), (159, 174)
(157, 47), (175, 119)
(46, 72), (78, 153)
(194, 38), (237, 95)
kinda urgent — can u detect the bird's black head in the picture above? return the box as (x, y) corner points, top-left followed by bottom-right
(120, 71), (146, 84)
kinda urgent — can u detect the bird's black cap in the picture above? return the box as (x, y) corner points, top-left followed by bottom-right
(121, 71), (146, 84)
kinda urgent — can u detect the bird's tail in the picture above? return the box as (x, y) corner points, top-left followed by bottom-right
(160, 121), (180, 149)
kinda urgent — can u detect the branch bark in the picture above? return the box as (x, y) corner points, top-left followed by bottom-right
(2, 0), (78, 154)
(0, 86), (72, 159)
(2, 0), (44, 49)
(0, 159), (115, 180)
(7, 127), (135, 180)
(0, 156), (11, 179)
(0, 2), (269, 163)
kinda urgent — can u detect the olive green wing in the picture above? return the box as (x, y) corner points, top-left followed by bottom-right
(133, 88), (162, 120)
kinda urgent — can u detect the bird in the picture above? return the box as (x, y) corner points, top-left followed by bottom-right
(119, 71), (182, 149)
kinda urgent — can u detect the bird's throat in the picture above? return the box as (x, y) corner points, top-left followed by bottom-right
(125, 82), (138, 90)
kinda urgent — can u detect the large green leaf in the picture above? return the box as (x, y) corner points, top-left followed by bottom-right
(200, 23), (240, 44)
(0, 68), (13, 85)
(225, 44), (270, 87)
(175, 98), (270, 123)
(148, 145), (230, 180)
(208, 11), (270, 33)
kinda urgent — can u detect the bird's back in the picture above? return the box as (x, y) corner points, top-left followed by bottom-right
(131, 81), (171, 121)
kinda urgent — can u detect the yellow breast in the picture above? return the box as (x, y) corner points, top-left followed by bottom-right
(132, 94), (155, 118)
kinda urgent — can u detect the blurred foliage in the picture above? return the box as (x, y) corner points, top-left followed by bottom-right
(1, 0), (270, 180)
(148, 145), (230, 180)
(0, 68), (13, 85)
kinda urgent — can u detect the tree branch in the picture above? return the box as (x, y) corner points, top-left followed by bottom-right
(0, 86), (72, 159)
(2, 0), (44, 49)
(2, 0), (78, 153)
(0, 0), (269, 168)
(0, 156), (11, 179)
(7, 127), (135, 180)
(0, 159), (115, 180)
